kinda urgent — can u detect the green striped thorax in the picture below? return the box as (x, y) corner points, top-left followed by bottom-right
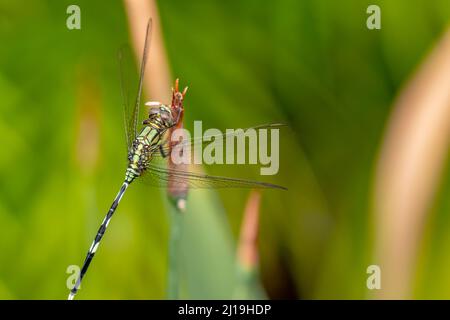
(125, 104), (176, 184)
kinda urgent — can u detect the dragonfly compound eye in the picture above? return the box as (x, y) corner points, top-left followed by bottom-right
(160, 110), (171, 121)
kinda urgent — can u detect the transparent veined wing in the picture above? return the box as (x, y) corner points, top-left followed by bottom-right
(152, 123), (286, 159)
(118, 18), (153, 152)
(143, 123), (288, 190)
(140, 160), (287, 190)
(118, 46), (135, 151)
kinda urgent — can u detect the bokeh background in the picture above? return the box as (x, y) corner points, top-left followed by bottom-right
(0, 0), (449, 299)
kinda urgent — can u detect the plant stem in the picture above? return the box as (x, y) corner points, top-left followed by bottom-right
(167, 202), (184, 299)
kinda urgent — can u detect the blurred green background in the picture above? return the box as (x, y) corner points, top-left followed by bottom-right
(0, 0), (449, 299)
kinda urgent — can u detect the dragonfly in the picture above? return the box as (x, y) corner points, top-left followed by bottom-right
(68, 19), (286, 300)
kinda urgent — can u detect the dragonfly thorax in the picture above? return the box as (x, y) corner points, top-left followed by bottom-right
(124, 79), (186, 184)
(125, 126), (161, 183)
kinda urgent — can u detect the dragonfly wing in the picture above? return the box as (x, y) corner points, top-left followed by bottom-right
(118, 19), (153, 152)
(153, 123), (287, 159)
(133, 19), (152, 142)
(118, 46), (136, 151)
(139, 160), (287, 190)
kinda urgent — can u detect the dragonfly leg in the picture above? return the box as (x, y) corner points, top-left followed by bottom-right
(159, 144), (168, 158)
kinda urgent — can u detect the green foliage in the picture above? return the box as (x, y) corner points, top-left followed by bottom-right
(0, 0), (448, 299)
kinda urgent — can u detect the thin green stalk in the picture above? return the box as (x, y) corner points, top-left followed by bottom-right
(166, 100), (188, 299)
(167, 200), (185, 299)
